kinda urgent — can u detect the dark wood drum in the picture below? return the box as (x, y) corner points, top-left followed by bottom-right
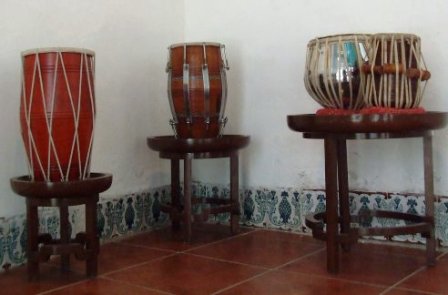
(166, 42), (229, 138)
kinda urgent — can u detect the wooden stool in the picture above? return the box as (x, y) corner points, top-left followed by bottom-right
(287, 112), (448, 274)
(10, 173), (112, 280)
(147, 135), (250, 241)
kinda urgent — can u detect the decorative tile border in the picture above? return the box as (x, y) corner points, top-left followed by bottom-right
(237, 186), (448, 246)
(2, 181), (448, 272)
(0, 184), (171, 271)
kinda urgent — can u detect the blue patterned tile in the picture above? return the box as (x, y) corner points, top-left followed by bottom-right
(2, 182), (448, 273)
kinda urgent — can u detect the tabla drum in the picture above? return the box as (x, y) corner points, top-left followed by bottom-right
(362, 33), (430, 109)
(20, 47), (96, 182)
(166, 42), (229, 138)
(304, 34), (370, 111)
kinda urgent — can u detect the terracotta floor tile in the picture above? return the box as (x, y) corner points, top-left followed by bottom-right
(44, 277), (168, 294)
(397, 258), (448, 294)
(49, 242), (173, 275)
(0, 264), (86, 295)
(219, 270), (386, 295)
(122, 223), (254, 251)
(281, 243), (426, 286)
(104, 253), (264, 295)
(353, 240), (443, 258)
(2, 228), (446, 294)
(188, 230), (324, 268)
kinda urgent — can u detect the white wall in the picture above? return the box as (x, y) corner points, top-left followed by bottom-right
(0, 0), (184, 217)
(185, 0), (448, 194)
(2, 0), (448, 218)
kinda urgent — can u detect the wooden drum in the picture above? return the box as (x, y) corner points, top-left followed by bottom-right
(362, 33), (430, 109)
(20, 48), (96, 181)
(304, 34), (370, 111)
(166, 42), (229, 138)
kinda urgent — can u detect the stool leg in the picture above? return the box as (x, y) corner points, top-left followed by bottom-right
(85, 196), (99, 277)
(59, 203), (70, 272)
(337, 139), (351, 251)
(324, 137), (339, 274)
(26, 200), (39, 281)
(423, 134), (436, 266)
(184, 154), (193, 242)
(230, 151), (240, 234)
(171, 159), (181, 230)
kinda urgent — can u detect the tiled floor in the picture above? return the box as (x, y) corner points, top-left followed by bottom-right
(1, 224), (447, 294)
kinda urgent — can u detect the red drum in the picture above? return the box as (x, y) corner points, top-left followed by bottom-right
(362, 33), (431, 109)
(20, 48), (96, 181)
(166, 42), (229, 138)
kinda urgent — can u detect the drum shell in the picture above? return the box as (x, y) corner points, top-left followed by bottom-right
(363, 34), (428, 108)
(20, 49), (95, 181)
(304, 34), (370, 110)
(168, 43), (227, 138)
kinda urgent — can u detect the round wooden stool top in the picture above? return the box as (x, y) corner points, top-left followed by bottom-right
(287, 112), (448, 135)
(10, 172), (113, 199)
(147, 135), (250, 154)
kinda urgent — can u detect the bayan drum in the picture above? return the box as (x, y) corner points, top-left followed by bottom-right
(362, 33), (430, 109)
(20, 48), (95, 181)
(304, 34), (370, 111)
(166, 42), (229, 138)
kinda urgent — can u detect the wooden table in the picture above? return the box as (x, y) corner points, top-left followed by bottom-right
(287, 112), (447, 274)
(147, 135), (250, 241)
(10, 173), (112, 280)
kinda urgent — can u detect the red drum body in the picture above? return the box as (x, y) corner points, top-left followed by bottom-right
(20, 48), (95, 181)
(363, 34), (430, 109)
(167, 42), (229, 138)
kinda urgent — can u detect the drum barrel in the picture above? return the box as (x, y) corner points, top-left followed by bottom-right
(167, 43), (228, 138)
(20, 48), (95, 181)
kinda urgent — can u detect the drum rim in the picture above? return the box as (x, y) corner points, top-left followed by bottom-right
(168, 42), (223, 49)
(371, 33), (421, 41)
(21, 47), (95, 57)
(308, 33), (371, 46)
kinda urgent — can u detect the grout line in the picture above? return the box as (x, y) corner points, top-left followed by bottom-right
(377, 264), (431, 295)
(183, 229), (261, 252)
(378, 250), (448, 295)
(381, 287), (441, 295)
(436, 250), (448, 260)
(184, 252), (270, 270)
(211, 247), (327, 294)
(210, 268), (273, 294)
(271, 248), (326, 271)
(379, 252), (448, 295)
(37, 276), (176, 295)
(100, 276), (175, 295)
(37, 277), (91, 295)
(101, 252), (179, 277)
(111, 240), (178, 253)
(115, 241), (182, 253)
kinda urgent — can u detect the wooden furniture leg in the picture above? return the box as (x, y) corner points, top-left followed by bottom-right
(324, 137), (339, 274)
(85, 196), (99, 277)
(59, 202), (70, 272)
(424, 134), (436, 266)
(337, 139), (351, 251)
(230, 151), (240, 234)
(184, 153), (193, 242)
(171, 159), (181, 230)
(26, 200), (39, 281)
